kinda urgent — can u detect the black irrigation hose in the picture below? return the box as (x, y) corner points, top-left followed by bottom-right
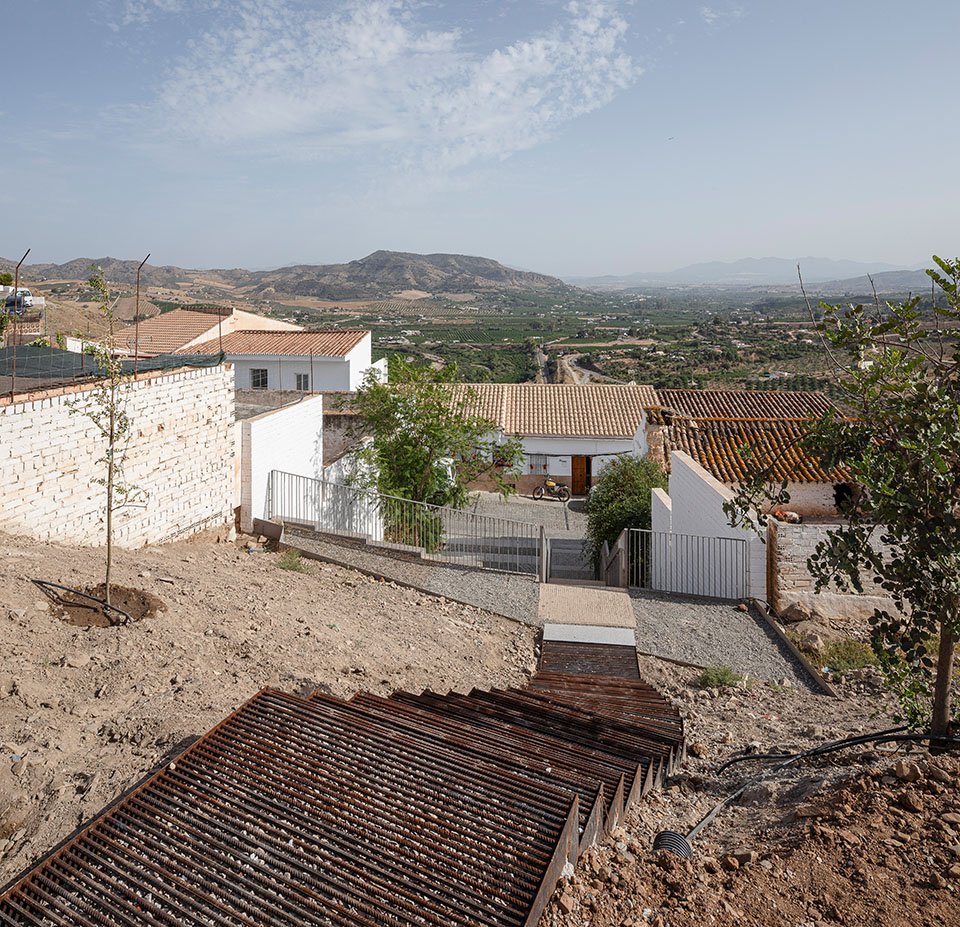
(653, 726), (960, 857)
(711, 725), (910, 776)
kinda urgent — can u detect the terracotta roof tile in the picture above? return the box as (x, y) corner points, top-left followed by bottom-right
(180, 329), (369, 357)
(450, 383), (658, 437)
(666, 417), (848, 483)
(117, 308), (229, 355)
(655, 388), (836, 419)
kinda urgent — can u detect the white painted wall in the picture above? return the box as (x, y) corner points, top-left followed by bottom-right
(228, 333), (386, 393)
(233, 355), (352, 392)
(519, 436), (635, 477)
(652, 451), (766, 600)
(239, 395), (324, 531)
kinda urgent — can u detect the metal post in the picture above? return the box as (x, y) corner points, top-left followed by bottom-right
(134, 253), (150, 374)
(8, 248), (30, 400)
(538, 525), (547, 583)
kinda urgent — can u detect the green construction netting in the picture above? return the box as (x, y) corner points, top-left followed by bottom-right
(0, 345), (225, 383)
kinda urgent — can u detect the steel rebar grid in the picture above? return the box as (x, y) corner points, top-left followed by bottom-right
(0, 688), (577, 927)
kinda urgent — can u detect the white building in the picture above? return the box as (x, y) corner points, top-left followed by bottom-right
(632, 388), (846, 516)
(451, 383), (657, 495)
(180, 329), (387, 392)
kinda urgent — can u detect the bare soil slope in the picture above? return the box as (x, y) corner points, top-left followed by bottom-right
(0, 532), (535, 884)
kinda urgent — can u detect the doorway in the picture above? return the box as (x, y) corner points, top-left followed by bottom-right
(571, 455), (590, 495)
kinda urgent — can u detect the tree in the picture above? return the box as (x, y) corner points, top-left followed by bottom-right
(349, 355), (524, 508)
(585, 455), (667, 568)
(66, 268), (145, 608)
(725, 256), (960, 742)
(0, 272), (12, 287)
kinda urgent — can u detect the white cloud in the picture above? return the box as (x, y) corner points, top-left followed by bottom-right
(152, 0), (640, 174)
(700, 4), (744, 27)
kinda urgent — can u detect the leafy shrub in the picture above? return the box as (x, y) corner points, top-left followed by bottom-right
(789, 633), (878, 674)
(695, 665), (742, 689)
(277, 549), (309, 573)
(584, 455), (667, 567)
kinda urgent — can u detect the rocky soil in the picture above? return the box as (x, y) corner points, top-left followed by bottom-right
(543, 657), (959, 927)
(0, 530), (535, 885)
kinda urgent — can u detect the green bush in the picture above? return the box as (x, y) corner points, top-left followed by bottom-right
(585, 455), (667, 567)
(695, 665), (742, 689)
(277, 549), (309, 573)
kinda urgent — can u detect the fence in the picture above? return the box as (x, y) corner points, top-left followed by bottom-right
(627, 528), (746, 601)
(267, 470), (545, 577)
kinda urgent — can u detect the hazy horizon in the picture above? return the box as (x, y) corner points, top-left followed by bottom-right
(2, 1), (957, 276)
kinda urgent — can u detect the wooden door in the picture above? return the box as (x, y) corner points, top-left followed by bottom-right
(571, 456), (587, 495)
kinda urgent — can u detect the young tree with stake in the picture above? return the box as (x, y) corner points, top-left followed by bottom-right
(67, 268), (144, 610)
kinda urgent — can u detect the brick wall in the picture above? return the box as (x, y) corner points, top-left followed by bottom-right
(0, 366), (235, 547)
(770, 519), (889, 608)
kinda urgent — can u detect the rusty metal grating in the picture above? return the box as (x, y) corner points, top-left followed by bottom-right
(539, 641), (642, 678)
(1, 647), (683, 927)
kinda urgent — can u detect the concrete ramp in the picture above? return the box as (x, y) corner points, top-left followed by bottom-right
(538, 582), (636, 630)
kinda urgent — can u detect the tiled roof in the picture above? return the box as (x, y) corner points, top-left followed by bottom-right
(666, 417), (847, 483)
(117, 308), (229, 355)
(450, 383), (658, 437)
(654, 388), (836, 420)
(180, 329), (369, 357)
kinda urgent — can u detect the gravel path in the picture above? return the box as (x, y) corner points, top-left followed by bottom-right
(286, 529), (542, 625)
(630, 590), (813, 688)
(469, 492), (587, 539)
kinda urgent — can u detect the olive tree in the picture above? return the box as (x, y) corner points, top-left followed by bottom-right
(350, 355), (523, 508)
(725, 256), (960, 742)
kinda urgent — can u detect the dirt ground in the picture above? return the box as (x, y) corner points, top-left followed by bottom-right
(2, 529), (957, 926)
(544, 657), (960, 927)
(0, 530), (535, 884)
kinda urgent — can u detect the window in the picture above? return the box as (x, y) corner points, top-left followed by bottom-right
(528, 454), (548, 473)
(295, 373), (310, 391)
(250, 368), (269, 389)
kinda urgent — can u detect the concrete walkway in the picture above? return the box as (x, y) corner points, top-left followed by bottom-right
(539, 583), (637, 648)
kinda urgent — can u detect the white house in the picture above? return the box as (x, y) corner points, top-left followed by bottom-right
(451, 383), (657, 495)
(179, 329), (388, 392)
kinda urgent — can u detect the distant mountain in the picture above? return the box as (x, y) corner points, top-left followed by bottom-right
(568, 257), (909, 289)
(0, 250), (569, 300)
(809, 268), (933, 296)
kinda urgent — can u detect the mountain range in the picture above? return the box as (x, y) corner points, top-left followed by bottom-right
(0, 250), (569, 300)
(1, 250), (930, 300)
(566, 256), (917, 288)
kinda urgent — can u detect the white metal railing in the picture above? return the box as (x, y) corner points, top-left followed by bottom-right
(627, 528), (746, 601)
(267, 470), (545, 577)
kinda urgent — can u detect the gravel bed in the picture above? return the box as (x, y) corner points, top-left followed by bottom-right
(287, 531), (542, 625)
(630, 590), (813, 689)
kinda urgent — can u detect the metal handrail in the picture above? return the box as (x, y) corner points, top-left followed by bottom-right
(267, 470), (544, 577)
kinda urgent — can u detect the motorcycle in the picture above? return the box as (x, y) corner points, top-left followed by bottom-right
(532, 477), (570, 502)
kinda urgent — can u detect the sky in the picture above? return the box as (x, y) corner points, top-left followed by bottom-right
(2, 0), (958, 276)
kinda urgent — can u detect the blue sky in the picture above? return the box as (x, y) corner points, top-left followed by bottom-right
(2, 1), (958, 276)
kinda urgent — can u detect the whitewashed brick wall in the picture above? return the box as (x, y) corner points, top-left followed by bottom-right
(0, 366), (235, 547)
(240, 395), (324, 532)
